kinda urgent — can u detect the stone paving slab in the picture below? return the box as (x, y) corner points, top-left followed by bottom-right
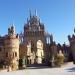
(0, 62), (75, 75)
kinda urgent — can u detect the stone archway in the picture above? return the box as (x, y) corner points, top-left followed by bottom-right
(36, 40), (44, 64)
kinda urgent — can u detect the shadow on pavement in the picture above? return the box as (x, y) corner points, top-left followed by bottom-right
(66, 67), (75, 72)
(27, 66), (50, 69)
(27, 64), (50, 69)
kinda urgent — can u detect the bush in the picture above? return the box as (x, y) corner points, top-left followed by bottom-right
(55, 50), (64, 67)
(0, 64), (3, 68)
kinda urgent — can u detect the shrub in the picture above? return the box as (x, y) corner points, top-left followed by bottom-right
(55, 50), (64, 67)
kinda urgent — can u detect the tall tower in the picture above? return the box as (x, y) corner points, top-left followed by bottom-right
(68, 29), (75, 64)
(5, 25), (19, 70)
(23, 12), (46, 64)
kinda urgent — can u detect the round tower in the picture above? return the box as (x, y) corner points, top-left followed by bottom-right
(5, 25), (19, 71)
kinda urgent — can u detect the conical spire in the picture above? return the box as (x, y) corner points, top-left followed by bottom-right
(35, 10), (37, 16)
(74, 28), (75, 33)
(29, 10), (32, 19)
(50, 34), (53, 43)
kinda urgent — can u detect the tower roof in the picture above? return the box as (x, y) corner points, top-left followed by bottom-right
(26, 10), (40, 26)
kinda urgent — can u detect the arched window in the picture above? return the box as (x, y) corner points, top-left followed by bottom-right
(13, 53), (14, 58)
(0, 47), (2, 52)
(6, 52), (8, 57)
(15, 52), (17, 57)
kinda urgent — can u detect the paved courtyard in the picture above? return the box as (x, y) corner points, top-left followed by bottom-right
(0, 62), (75, 75)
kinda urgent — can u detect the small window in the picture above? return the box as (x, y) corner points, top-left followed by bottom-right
(13, 53), (14, 57)
(6, 52), (8, 57)
(0, 47), (2, 52)
(15, 52), (17, 57)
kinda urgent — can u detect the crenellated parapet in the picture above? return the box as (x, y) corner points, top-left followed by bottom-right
(68, 34), (75, 43)
(5, 34), (19, 39)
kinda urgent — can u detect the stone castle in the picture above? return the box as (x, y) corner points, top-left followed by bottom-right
(0, 12), (75, 71)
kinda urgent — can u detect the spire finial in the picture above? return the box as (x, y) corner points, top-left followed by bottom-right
(27, 18), (28, 22)
(74, 28), (75, 33)
(29, 9), (32, 19)
(12, 20), (15, 26)
(50, 34), (53, 43)
(35, 10), (37, 16)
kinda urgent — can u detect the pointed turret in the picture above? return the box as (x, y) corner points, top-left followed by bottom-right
(29, 10), (32, 19)
(35, 10), (37, 16)
(74, 28), (75, 33)
(8, 24), (16, 36)
(50, 34), (53, 44)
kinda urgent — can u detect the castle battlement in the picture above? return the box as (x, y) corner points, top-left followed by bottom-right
(68, 28), (75, 43)
(5, 34), (19, 39)
(68, 34), (75, 42)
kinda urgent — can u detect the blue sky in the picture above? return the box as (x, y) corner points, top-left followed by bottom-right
(0, 0), (75, 44)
